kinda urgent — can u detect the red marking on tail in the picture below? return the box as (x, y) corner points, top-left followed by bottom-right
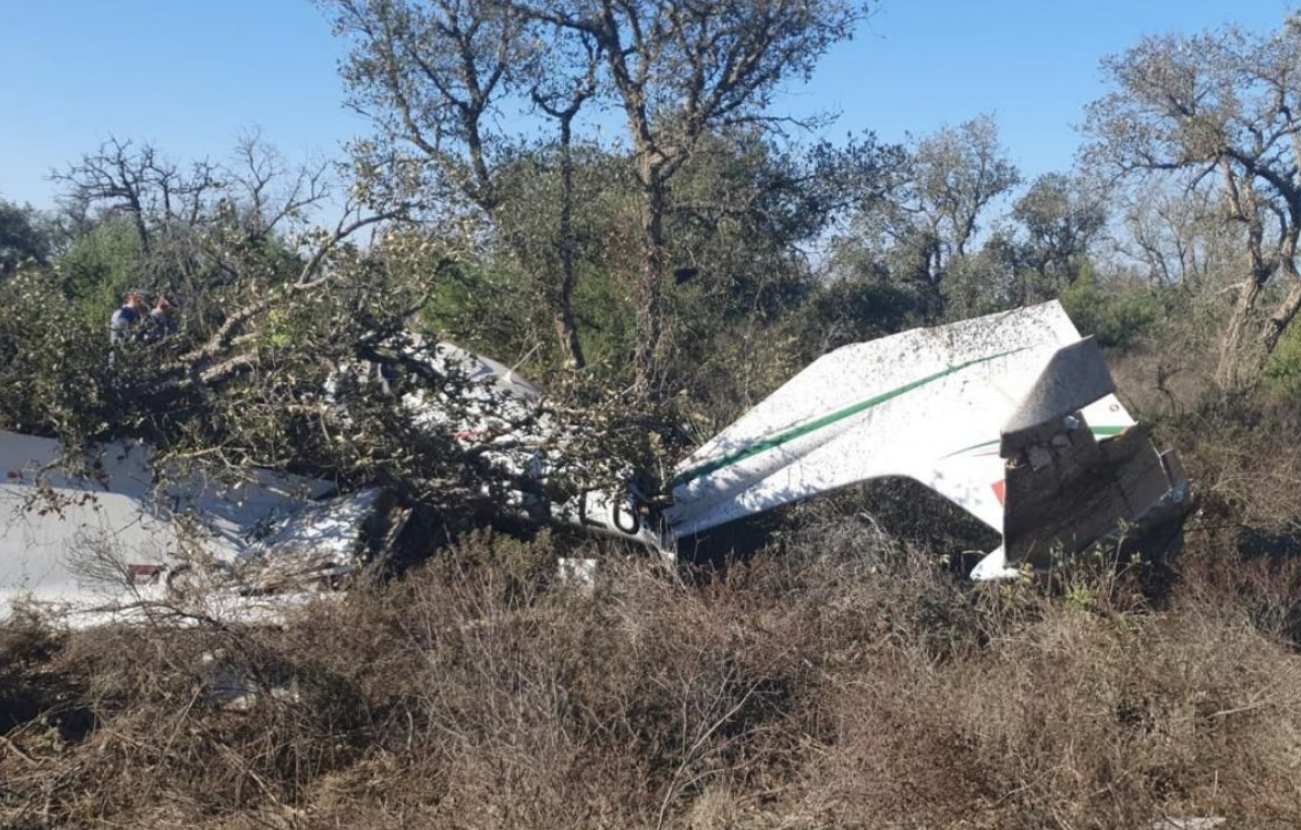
(128, 564), (164, 585)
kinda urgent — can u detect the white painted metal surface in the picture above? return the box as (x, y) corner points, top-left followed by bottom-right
(662, 302), (1186, 574)
(665, 303), (1132, 539)
(0, 430), (386, 622)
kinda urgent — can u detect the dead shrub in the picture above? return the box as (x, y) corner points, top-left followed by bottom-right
(3, 524), (1301, 829)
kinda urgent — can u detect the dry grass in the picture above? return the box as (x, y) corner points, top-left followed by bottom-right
(3, 518), (1301, 829)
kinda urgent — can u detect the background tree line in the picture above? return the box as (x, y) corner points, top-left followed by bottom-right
(6, 3), (1301, 525)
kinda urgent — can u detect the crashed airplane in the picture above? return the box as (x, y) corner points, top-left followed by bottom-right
(0, 301), (1189, 622)
(655, 301), (1189, 578)
(0, 429), (412, 624)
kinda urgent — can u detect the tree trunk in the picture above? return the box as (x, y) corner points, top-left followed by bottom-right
(552, 303), (584, 371)
(1262, 221), (1301, 358)
(1263, 275), (1301, 356)
(127, 197), (151, 257)
(633, 175), (668, 397)
(1216, 275), (1262, 388)
(553, 115), (586, 370)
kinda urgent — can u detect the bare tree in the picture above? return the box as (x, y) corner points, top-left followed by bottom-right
(50, 136), (356, 337)
(1084, 18), (1301, 386)
(329, 0), (530, 210)
(52, 137), (222, 261)
(226, 131), (331, 245)
(1111, 174), (1233, 291)
(48, 135), (413, 395)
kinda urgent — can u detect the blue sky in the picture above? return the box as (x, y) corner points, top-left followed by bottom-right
(1, 0), (1294, 211)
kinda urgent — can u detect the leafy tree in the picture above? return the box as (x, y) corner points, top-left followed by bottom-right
(839, 115), (1020, 311)
(938, 233), (1023, 317)
(1011, 172), (1106, 291)
(0, 199), (53, 275)
(797, 276), (931, 356)
(1058, 263), (1162, 350)
(939, 173), (1106, 314)
(327, 0), (597, 369)
(910, 115), (1021, 269)
(526, 21), (603, 370)
(526, 0), (866, 395)
(329, 0), (869, 395)
(1084, 16), (1301, 386)
(660, 131), (889, 414)
(56, 217), (143, 314)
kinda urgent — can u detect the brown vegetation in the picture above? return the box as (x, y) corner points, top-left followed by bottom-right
(4, 491), (1301, 830)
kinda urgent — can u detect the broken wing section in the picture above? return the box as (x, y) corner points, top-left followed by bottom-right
(0, 430), (409, 625)
(664, 303), (1112, 541)
(663, 302), (1187, 577)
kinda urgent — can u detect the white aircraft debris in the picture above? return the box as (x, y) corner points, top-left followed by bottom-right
(0, 430), (408, 625)
(0, 301), (1190, 624)
(656, 302), (1189, 579)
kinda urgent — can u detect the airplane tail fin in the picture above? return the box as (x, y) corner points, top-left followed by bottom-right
(986, 341), (1190, 576)
(660, 302), (1190, 576)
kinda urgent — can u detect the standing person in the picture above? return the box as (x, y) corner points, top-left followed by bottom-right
(145, 294), (178, 342)
(109, 291), (148, 345)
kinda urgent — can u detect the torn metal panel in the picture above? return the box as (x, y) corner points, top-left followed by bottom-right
(229, 487), (409, 594)
(336, 335), (547, 441)
(0, 430), (407, 624)
(199, 651), (302, 711)
(1001, 424), (1179, 571)
(1000, 337), (1115, 454)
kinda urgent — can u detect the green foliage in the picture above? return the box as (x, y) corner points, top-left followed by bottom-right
(56, 218), (143, 310)
(1059, 264), (1161, 350)
(423, 260), (541, 360)
(1263, 316), (1301, 399)
(939, 242), (1021, 321)
(329, 0), (869, 390)
(0, 268), (161, 440)
(425, 131), (869, 403)
(798, 276), (933, 355)
(424, 142), (641, 381)
(420, 256), (635, 386)
(0, 199), (53, 274)
(1011, 172), (1107, 289)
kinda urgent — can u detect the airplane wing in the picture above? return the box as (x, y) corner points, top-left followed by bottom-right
(0, 430), (405, 624)
(663, 302), (1187, 575)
